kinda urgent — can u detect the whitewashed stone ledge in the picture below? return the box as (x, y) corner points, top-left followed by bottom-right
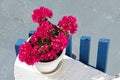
(113, 77), (120, 80)
(14, 56), (113, 80)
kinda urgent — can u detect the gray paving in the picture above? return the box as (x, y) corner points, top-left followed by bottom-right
(0, 0), (120, 79)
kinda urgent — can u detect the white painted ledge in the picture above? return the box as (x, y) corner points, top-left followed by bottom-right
(113, 77), (120, 80)
(14, 55), (113, 80)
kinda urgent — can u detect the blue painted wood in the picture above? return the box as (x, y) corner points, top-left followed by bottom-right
(66, 35), (72, 57)
(79, 36), (91, 65)
(72, 53), (76, 59)
(96, 38), (110, 72)
(15, 39), (25, 56)
(29, 30), (35, 37)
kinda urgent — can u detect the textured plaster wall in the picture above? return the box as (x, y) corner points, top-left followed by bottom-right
(0, 0), (120, 79)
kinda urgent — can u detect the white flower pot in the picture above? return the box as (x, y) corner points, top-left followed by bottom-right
(34, 48), (66, 73)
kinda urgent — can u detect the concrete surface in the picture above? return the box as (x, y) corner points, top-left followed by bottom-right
(14, 56), (113, 80)
(0, 0), (120, 79)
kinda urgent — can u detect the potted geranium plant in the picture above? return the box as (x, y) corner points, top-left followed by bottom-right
(18, 6), (78, 73)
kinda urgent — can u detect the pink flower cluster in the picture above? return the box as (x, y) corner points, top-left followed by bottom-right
(19, 6), (78, 65)
(58, 16), (78, 34)
(32, 6), (53, 24)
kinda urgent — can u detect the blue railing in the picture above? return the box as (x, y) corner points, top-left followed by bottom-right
(15, 30), (110, 73)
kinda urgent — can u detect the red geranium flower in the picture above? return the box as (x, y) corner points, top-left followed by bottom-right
(58, 16), (78, 34)
(32, 6), (53, 24)
(18, 6), (78, 65)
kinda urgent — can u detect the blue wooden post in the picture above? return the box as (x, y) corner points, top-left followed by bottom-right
(66, 35), (72, 57)
(72, 53), (76, 59)
(96, 38), (110, 72)
(29, 30), (35, 37)
(15, 39), (25, 56)
(79, 36), (91, 65)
